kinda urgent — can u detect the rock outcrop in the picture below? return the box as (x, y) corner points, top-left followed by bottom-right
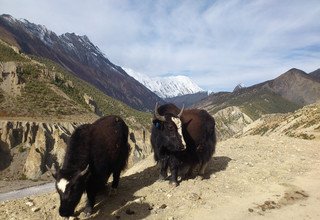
(0, 119), (152, 180)
(242, 103), (320, 140)
(0, 62), (25, 96)
(0, 120), (79, 179)
(83, 93), (102, 116)
(214, 106), (253, 140)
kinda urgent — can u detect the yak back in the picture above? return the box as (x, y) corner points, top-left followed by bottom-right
(62, 123), (92, 171)
(62, 116), (130, 174)
(157, 103), (181, 118)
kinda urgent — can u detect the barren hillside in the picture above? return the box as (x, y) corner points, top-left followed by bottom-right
(242, 103), (320, 140)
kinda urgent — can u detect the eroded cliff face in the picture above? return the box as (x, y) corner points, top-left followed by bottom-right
(0, 62), (25, 97)
(214, 106), (253, 140)
(0, 119), (152, 180)
(0, 120), (79, 180)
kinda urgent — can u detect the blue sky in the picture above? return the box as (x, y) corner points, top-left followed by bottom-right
(1, 0), (320, 91)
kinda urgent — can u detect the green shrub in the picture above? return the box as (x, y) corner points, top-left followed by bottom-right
(0, 42), (27, 62)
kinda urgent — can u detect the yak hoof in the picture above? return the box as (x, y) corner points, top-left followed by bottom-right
(169, 181), (179, 187)
(195, 175), (205, 181)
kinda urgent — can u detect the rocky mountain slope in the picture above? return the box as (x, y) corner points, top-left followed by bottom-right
(0, 14), (162, 111)
(241, 102), (320, 140)
(310, 68), (320, 80)
(164, 69), (320, 140)
(1, 135), (319, 219)
(265, 68), (320, 105)
(193, 68), (320, 140)
(195, 68), (320, 116)
(124, 67), (204, 98)
(213, 106), (253, 140)
(195, 89), (300, 140)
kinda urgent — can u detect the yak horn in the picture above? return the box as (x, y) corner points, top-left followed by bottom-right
(154, 102), (166, 121)
(177, 104), (184, 118)
(46, 165), (57, 178)
(80, 165), (90, 177)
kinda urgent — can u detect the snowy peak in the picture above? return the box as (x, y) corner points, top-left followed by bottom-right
(0, 14), (163, 111)
(0, 15), (106, 63)
(124, 68), (204, 98)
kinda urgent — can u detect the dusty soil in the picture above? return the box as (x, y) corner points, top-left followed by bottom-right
(0, 135), (319, 220)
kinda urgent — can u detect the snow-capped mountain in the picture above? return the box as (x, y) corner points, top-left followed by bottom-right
(0, 14), (163, 111)
(124, 68), (204, 98)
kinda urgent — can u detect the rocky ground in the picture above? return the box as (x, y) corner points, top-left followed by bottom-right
(0, 135), (319, 220)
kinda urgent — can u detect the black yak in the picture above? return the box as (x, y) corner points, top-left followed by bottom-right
(154, 103), (216, 182)
(151, 103), (187, 186)
(47, 116), (130, 217)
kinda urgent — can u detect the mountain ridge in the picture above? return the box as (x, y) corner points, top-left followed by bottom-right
(195, 67), (320, 115)
(0, 14), (162, 111)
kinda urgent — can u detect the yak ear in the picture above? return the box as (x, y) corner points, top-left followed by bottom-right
(46, 164), (58, 179)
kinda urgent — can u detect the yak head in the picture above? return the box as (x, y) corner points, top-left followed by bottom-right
(152, 102), (185, 152)
(47, 165), (90, 217)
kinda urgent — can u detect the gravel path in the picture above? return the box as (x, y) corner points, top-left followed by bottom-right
(0, 183), (54, 202)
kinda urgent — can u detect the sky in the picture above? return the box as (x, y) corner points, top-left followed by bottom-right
(1, 0), (320, 91)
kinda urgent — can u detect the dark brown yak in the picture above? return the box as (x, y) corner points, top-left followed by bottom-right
(47, 116), (130, 218)
(155, 103), (217, 178)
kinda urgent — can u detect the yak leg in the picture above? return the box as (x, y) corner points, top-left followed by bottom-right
(110, 170), (121, 196)
(159, 157), (169, 181)
(168, 157), (179, 187)
(197, 161), (208, 180)
(169, 166), (179, 187)
(199, 162), (208, 175)
(185, 164), (195, 179)
(85, 177), (98, 216)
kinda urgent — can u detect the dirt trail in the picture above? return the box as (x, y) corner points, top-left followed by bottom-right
(0, 183), (54, 202)
(0, 135), (319, 220)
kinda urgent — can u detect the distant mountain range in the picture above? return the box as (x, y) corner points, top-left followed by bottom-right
(0, 14), (162, 111)
(124, 67), (204, 98)
(195, 68), (320, 119)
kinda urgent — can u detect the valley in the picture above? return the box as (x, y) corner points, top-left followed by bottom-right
(0, 12), (320, 220)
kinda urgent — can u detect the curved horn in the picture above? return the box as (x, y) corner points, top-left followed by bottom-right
(154, 102), (166, 121)
(177, 104), (184, 118)
(80, 165), (90, 177)
(46, 165), (57, 179)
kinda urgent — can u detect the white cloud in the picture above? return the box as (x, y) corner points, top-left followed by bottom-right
(1, 0), (320, 91)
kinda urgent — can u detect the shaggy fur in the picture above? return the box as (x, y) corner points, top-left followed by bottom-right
(156, 103), (217, 178)
(151, 115), (186, 186)
(53, 116), (130, 217)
